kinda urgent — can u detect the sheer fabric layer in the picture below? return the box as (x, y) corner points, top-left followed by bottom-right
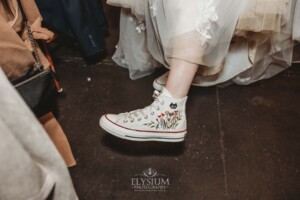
(109, 0), (299, 85)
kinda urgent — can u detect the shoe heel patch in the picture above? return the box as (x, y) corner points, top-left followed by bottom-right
(169, 103), (177, 109)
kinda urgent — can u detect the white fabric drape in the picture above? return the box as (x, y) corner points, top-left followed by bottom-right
(109, 0), (299, 85)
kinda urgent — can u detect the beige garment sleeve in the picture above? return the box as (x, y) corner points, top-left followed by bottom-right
(20, 0), (42, 25)
(0, 15), (35, 81)
(0, 0), (53, 81)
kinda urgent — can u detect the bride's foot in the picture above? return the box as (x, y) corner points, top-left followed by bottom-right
(99, 88), (187, 142)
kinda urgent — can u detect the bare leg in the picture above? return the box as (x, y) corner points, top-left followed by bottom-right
(100, 59), (198, 142)
(39, 112), (76, 167)
(165, 59), (198, 98)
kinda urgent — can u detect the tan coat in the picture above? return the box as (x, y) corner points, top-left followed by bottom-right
(0, 0), (54, 81)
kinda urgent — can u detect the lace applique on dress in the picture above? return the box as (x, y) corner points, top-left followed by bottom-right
(196, 0), (219, 46)
(129, 14), (146, 34)
(136, 23), (146, 33)
(150, 0), (159, 17)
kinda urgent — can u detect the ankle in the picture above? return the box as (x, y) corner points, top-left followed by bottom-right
(162, 87), (188, 99)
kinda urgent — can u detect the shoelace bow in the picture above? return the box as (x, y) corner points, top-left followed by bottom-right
(122, 90), (164, 123)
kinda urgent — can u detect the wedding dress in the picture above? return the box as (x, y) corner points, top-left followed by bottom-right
(108, 0), (300, 85)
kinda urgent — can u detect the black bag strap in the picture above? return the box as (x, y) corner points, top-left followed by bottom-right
(16, 0), (43, 70)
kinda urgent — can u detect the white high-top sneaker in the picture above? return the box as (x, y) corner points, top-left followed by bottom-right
(153, 72), (169, 91)
(153, 72), (199, 91)
(99, 88), (187, 142)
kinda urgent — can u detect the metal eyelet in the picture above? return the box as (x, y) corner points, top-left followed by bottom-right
(144, 115), (148, 119)
(156, 107), (160, 111)
(138, 118), (142, 121)
(130, 119), (134, 122)
(151, 112), (154, 115)
(123, 120), (128, 123)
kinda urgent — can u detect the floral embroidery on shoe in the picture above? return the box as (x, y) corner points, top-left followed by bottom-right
(144, 110), (182, 130)
(196, 0), (219, 46)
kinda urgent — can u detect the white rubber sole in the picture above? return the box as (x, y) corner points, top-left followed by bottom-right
(99, 115), (186, 142)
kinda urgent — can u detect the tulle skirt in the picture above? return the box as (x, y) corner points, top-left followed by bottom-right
(108, 0), (300, 85)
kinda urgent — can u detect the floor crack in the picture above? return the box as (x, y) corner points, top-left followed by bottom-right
(216, 87), (229, 197)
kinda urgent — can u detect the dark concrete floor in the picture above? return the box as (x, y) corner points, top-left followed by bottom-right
(50, 4), (300, 200)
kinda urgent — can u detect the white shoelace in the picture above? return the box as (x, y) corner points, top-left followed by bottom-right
(122, 91), (164, 123)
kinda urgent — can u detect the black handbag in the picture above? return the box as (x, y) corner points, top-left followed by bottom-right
(12, 0), (56, 117)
